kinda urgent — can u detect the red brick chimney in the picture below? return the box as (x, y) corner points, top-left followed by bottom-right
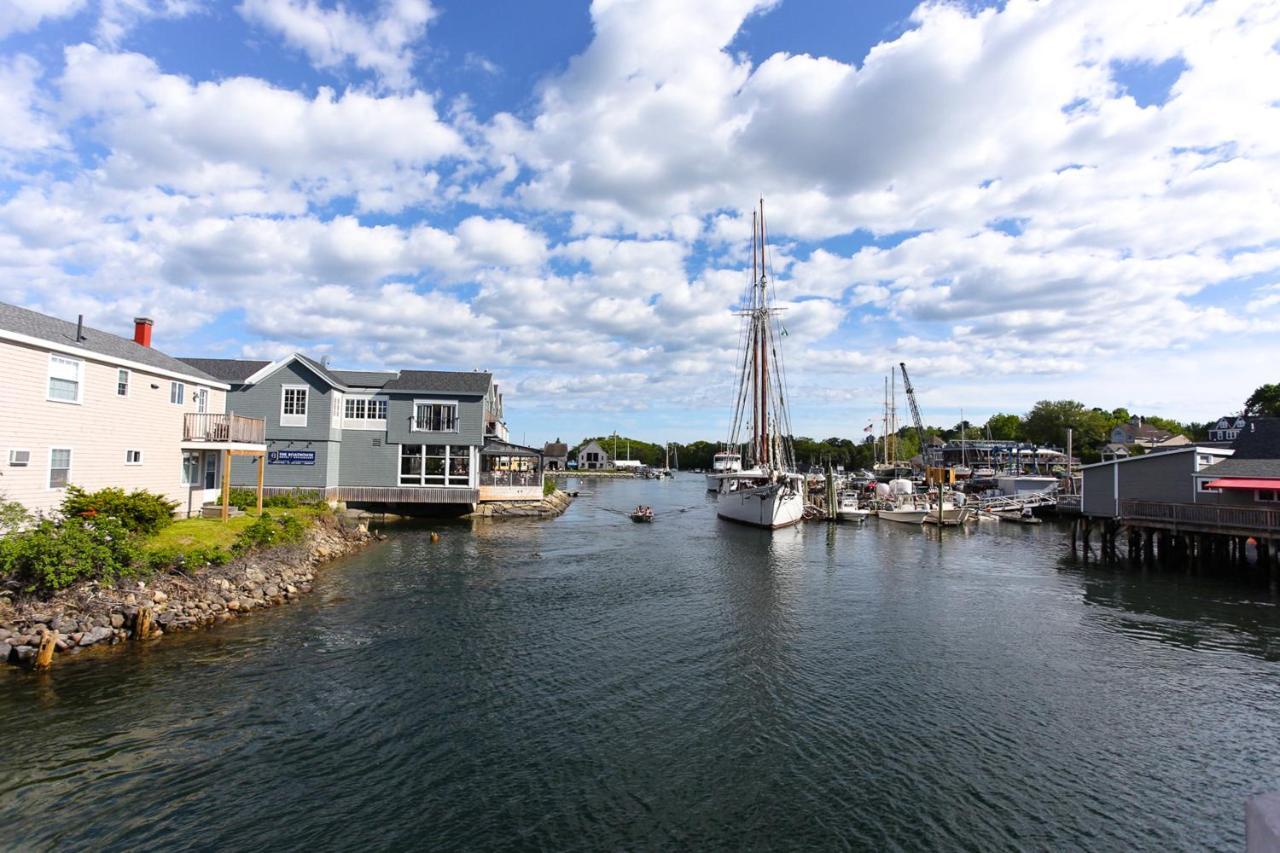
(133, 316), (153, 348)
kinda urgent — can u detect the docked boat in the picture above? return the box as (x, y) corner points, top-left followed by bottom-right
(879, 502), (930, 524)
(715, 200), (806, 530)
(836, 493), (870, 522)
(705, 450), (743, 491)
(921, 503), (971, 526)
(993, 507), (1042, 524)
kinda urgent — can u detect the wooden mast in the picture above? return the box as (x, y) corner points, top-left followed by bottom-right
(750, 210), (759, 466)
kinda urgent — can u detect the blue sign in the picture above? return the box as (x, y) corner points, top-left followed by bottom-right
(269, 450), (316, 465)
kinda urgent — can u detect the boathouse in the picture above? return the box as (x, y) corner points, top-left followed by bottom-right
(179, 354), (515, 512)
(575, 440), (612, 470)
(542, 440), (568, 471)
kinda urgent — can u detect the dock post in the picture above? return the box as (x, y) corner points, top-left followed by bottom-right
(35, 630), (57, 670)
(135, 607), (154, 640)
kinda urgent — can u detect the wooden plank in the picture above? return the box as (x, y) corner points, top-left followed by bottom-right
(221, 449), (230, 521)
(35, 631), (57, 669)
(256, 453), (264, 515)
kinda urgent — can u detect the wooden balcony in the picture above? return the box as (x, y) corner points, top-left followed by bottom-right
(183, 413), (266, 445)
(1120, 499), (1280, 536)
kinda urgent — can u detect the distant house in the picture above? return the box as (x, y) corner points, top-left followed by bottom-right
(1100, 442), (1131, 461)
(1208, 415), (1250, 443)
(0, 301), (265, 518)
(1193, 417), (1280, 507)
(1109, 416), (1175, 448)
(542, 440), (568, 471)
(576, 440), (612, 470)
(1081, 445), (1234, 518)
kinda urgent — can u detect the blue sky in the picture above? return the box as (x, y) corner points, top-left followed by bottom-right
(2, 0), (1279, 446)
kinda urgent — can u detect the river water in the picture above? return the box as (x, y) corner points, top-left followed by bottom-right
(3, 475), (1279, 850)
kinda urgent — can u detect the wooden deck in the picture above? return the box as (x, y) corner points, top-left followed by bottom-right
(337, 486), (479, 505)
(183, 413), (266, 444)
(1120, 499), (1280, 537)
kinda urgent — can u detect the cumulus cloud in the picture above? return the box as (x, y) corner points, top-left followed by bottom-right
(0, 0), (85, 40)
(238, 0), (435, 89)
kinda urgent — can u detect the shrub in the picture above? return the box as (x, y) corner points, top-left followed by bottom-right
(232, 512), (306, 554)
(226, 488), (328, 511)
(62, 487), (178, 535)
(226, 488), (259, 511)
(0, 515), (141, 593)
(144, 544), (230, 573)
(543, 476), (556, 497)
(0, 492), (30, 536)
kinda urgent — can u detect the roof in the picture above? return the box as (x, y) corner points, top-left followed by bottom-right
(331, 369), (397, 389)
(481, 439), (542, 457)
(543, 442), (568, 456)
(1204, 477), (1280, 489)
(382, 370), (492, 395)
(0, 300), (221, 385)
(1081, 446), (1232, 470)
(1196, 457), (1280, 479)
(178, 357), (270, 383)
(1230, 417), (1280, 460)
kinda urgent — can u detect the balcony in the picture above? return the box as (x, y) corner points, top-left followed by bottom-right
(183, 413), (266, 446)
(1119, 499), (1280, 536)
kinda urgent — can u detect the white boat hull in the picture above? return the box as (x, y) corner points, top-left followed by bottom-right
(716, 482), (806, 528)
(879, 508), (929, 524)
(837, 509), (870, 522)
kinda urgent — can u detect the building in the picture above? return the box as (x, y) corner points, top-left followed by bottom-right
(542, 440), (568, 471)
(575, 440), (612, 470)
(1192, 417), (1280, 507)
(1208, 415), (1250, 443)
(0, 301), (265, 518)
(179, 353), (521, 510)
(1080, 445), (1235, 518)
(1109, 416), (1175, 448)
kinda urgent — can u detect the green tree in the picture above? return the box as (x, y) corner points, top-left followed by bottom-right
(1245, 383), (1280, 416)
(984, 413), (1022, 441)
(1022, 400), (1108, 448)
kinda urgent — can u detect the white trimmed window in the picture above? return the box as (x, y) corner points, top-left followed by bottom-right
(343, 396), (388, 429)
(170, 381), (185, 404)
(195, 387), (208, 413)
(117, 368), (130, 397)
(182, 452), (198, 486)
(48, 355), (82, 403)
(49, 448), (71, 488)
(281, 385), (308, 427)
(125, 449), (143, 465)
(399, 444), (472, 486)
(413, 401), (458, 432)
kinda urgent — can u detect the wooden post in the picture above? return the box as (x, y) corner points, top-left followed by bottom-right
(135, 607), (153, 640)
(256, 452), (265, 515)
(35, 630), (57, 669)
(221, 448), (231, 521)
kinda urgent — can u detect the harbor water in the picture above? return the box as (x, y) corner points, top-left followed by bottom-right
(2, 475), (1279, 850)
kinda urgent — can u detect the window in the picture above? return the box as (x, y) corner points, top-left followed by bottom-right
(204, 453), (217, 489)
(195, 387), (208, 413)
(413, 401), (457, 432)
(399, 444), (472, 486)
(117, 368), (130, 397)
(1199, 479), (1220, 493)
(170, 381), (185, 404)
(49, 448), (71, 488)
(125, 449), (143, 465)
(182, 452), (198, 486)
(48, 355), (82, 403)
(343, 396), (388, 428)
(281, 385), (308, 427)
(1258, 489), (1279, 503)
(8, 449), (30, 467)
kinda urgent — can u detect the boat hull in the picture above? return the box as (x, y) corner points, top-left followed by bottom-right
(879, 508), (929, 524)
(716, 483), (805, 529)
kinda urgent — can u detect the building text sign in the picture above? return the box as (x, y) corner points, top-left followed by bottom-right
(268, 450), (316, 465)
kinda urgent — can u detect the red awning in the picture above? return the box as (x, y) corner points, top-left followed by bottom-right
(1205, 478), (1280, 490)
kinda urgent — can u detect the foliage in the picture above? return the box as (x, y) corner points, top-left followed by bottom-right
(61, 486), (178, 535)
(1022, 400), (1110, 448)
(0, 515), (141, 593)
(543, 476), (556, 496)
(1245, 383), (1280, 417)
(984, 413), (1023, 441)
(0, 492), (30, 536)
(231, 512), (306, 554)
(142, 544), (230, 573)
(226, 488), (328, 511)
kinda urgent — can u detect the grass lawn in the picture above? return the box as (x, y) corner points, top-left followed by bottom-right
(145, 507), (323, 556)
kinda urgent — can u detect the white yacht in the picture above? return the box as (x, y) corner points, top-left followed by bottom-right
(714, 200), (806, 530)
(705, 450), (743, 491)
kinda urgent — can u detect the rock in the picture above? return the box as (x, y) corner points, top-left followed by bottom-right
(92, 614), (109, 629)
(226, 600), (240, 611)
(152, 590), (167, 604)
(0, 628), (10, 641)
(125, 593), (137, 606)
(79, 626), (114, 647)
(110, 613), (125, 629)
(8, 645), (35, 666)
(264, 585), (280, 598)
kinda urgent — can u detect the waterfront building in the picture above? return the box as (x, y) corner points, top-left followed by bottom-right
(1193, 417), (1280, 506)
(1208, 414), (1251, 443)
(1109, 416), (1176, 449)
(575, 440), (612, 470)
(0, 301), (265, 518)
(178, 354), (520, 511)
(542, 440), (568, 471)
(1081, 445), (1234, 519)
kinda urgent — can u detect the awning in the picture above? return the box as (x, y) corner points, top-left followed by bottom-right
(1205, 478), (1280, 490)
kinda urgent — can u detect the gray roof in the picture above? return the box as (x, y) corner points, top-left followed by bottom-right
(1200, 457), (1280, 479)
(543, 442), (568, 456)
(382, 370), (492, 395)
(1230, 417), (1280, 460)
(178, 357), (270, 383)
(0, 300), (220, 383)
(331, 369), (398, 389)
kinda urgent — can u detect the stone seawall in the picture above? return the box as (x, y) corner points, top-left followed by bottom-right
(469, 489), (575, 518)
(2, 515), (374, 668)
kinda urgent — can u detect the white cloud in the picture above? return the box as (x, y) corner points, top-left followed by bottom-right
(0, 0), (85, 40)
(97, 0), (203, 46)
(0, 55), (64, 153)
(238, 0), (435, 89)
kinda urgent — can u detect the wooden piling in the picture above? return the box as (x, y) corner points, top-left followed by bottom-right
(35, 631), (57, 670)
(135, 607), (154, 640)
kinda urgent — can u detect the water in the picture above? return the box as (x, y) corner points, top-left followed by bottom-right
(3, 476), (1279, 851)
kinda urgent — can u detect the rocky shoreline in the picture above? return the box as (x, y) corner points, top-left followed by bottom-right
(1, 514), (375, 669)
(469, 488), (575, 518)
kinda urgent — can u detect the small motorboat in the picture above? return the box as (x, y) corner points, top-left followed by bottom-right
(630, 506), (655, 523)
(835, 494), (870, 522)
(993, 507), (1042, 524)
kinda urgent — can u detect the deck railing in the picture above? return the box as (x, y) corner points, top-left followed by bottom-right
(479, 470), (541, 487)
(183, 413), (266, 444)
(1120, 499), (1280, 534)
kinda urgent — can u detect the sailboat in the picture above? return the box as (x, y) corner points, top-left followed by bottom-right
(716, 200), (806, 529)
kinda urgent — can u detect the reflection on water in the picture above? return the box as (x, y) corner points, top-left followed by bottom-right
(1, 475), (1278, 851)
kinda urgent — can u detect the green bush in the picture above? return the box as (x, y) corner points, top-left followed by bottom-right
(0, 492), (30, 536)
(232, 512), (306, 554)
(144, 544), (230, 573)
(543, 476), (556, 497)
(62, 486), (178, 535)
(226, 488), (259, 511)
(226, 488), (327, 511)
(0, 515), (141, 593)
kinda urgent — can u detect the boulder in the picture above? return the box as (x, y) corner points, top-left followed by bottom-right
(109, 613), (125, 629)
(79, 626), (113, 647)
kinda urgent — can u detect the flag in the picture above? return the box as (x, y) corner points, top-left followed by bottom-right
(864, 422), (874, 433)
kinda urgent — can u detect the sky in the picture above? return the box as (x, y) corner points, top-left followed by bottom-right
(1, 0), (1279, 446)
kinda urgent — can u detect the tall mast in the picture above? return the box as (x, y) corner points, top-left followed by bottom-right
(759, 199), (769, 467)
(882, 375), (888, 465)
(750, 210), (759, 465)
(890, 367), (897, 464)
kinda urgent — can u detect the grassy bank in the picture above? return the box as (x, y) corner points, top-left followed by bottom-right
(143, 507), (325, 558)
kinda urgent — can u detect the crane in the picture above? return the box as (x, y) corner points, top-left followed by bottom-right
(899, 362), (928, 463)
